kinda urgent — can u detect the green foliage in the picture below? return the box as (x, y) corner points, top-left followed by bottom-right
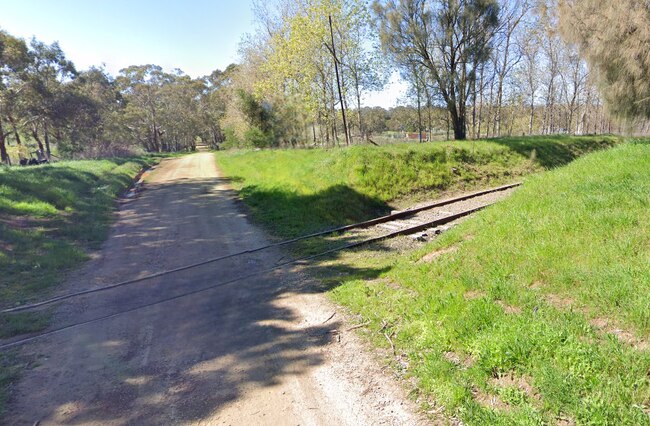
(216, 135), (618, 238)
(328, 141), (650, 424)
(558, 0), (650, 119)
(375, 0), (500, 139)
(237, 89), (278, 148)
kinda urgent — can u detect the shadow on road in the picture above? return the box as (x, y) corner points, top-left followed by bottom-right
(3, 174), (396, 424)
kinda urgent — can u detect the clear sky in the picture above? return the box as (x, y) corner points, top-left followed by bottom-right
(0, 0), (405, 107)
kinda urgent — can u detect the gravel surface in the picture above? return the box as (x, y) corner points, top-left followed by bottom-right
(3, 152), (428, 425)
(342, 187), (518, 245)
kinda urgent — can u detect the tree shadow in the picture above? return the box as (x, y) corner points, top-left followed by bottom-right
(236, 183), (390, 239)
(2, 176), (397, 424)
(489, 135), (617, 169)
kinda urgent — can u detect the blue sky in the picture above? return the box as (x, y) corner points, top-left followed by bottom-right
(0, 0), (252, 76)
(0, 0), (404, 107)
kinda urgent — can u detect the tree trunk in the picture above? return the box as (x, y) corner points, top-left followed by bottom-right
(450, 107), (466, 140)
(477, 66), (485, 138)
(528, 98), (535, 135)
(0, 121), (10, 165)
(44, 120), (52, 158)
(355, 83), (363, 141)
(416, 84), (422, 143)
(31, 124), (45, 154)
(8, 115), (22, 147)
(329, 15), (349, 147)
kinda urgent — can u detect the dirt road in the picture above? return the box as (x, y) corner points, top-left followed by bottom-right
(5, 152), (426, 425)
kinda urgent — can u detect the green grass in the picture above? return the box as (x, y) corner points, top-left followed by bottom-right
(0, 158), (159, 329)
(217, 135), (650, 423)
(325, 141), (650, 424)
(0, 156), (160, 417)
(216, 135), (619, 238)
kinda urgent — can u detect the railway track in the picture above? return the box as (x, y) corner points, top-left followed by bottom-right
(0, 182), (521, 349)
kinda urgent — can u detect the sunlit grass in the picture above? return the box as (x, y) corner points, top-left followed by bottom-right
(329, 141), (650, 424)
(216, 135), (619, 238)
(0, 157), (158, 320)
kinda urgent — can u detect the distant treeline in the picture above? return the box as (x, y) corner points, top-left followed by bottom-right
(1, 0), (648, 161)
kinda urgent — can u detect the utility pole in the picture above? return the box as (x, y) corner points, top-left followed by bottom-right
(328, 15), (350, 146)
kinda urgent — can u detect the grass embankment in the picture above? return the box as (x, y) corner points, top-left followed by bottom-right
(0, 156), (162, 416)
(0, 158), (158, 336)
(329, 141), (650, 424)
(216, 135), (618, 238)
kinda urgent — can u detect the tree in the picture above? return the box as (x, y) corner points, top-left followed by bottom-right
(492, 0), (530, 136)
(374, 0), (500, 140)
(0, 30), (30, 164)
(254, 0), (383, 146)
(199, 65), (237, 149)
(23, 39), (77, 158)
(558, 0), (650, 119)
(116, 65), (171, 152)
(517, 20), (542, 135)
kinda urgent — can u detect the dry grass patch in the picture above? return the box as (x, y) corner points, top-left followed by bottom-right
(464, 290), (487, 300)
(490, 373), (539, 403)
(496, 300), (522, 315)
(418, 246), (458, 263)
(443, 351), (474, 368)
(590, 317), (650, 351)
(472, 387), (510, 412)
(544, 293), (578, 310)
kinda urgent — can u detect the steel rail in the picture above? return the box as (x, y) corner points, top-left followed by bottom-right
(1, 182), (520, 314)
(0, 203), (489, 351)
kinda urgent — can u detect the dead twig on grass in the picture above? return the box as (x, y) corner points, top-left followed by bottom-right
(384, 331), (396, 355)
(346, 320), (371, 331)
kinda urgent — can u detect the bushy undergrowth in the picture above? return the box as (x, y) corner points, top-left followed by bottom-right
(216, 135), (619, 237)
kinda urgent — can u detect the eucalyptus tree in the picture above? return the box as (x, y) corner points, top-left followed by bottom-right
(374, 0), (500, 140)
(199, 65), (237, 149)
(115, 65), (172, 152)
(23, 39), (77, 157)
(0, 30), (30, 164)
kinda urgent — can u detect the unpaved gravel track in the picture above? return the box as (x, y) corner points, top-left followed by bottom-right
(4, 152), (428, 425)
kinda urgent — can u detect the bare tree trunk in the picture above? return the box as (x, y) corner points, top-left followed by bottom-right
(31, 124), (45, 155)
(8, 115), (22, 147)
(44, 120), (52, 158)
(355, 81), (363, 141)
(416, 79), (423, 143)
(477, 66), (485, 138)
(0, 120), (10, 165)
(328, 15), (349, 147)
(471, 73), (478, 139)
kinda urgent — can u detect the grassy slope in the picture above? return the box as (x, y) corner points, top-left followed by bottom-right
(216, 135), (618, 238)
(330, 141), (650, 424)
(0, 158), (158, 334)
(0, 156), (159, 416)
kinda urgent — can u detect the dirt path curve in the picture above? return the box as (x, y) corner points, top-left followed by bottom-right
(5, 152), (428, 425)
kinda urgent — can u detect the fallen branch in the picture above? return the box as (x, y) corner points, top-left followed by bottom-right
(384, 331), (396, 355)
(345, 320), (371, 331)
(321, 311), (336, 324)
